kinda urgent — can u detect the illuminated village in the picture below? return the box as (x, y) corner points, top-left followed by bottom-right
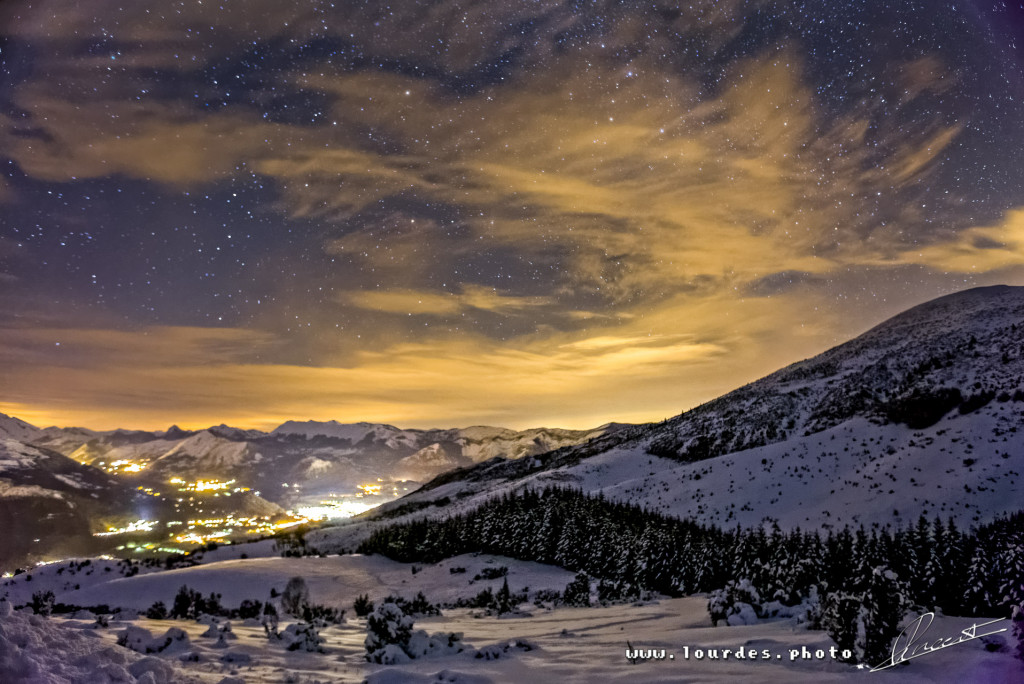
(89, 465), (410, 554)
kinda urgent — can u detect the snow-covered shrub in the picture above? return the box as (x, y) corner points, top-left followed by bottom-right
(369, 644), (410, 665)
(794, 585), (824, 630)
(365, 601), (414, 662)
(364, 601), (466, 663)
(378, 592), (440, 617)
(29, 590), (55, 616)
(1012, 601), (1024, 662)
(474, 565), (508, 580)
(145, 601), (168, 620)
(281, 576), (310, 618)
(201, 621), (238, 640)
(117, 625), (191, 654)
(474, 638), (536, 660)
(353, 594), (374, 617)
(707, 579), (761, 626)
(261, 603), (279, 638)
(821, 593), (860, 662)
(404, 630), (467, 659)
(562, 573), (591, 607)
(235, 599), (262, 620)
(303, 602), (345, 624)
(532, 589), (561, 608)
(170, 585), (223, 619)
(856, 567), (909, 666)
(281, 621), (325, 652)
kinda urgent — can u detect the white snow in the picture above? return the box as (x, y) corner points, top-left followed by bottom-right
(1, 592), (1018, 683)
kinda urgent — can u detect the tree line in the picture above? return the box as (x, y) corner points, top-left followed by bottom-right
(358, 486), (1024, 663)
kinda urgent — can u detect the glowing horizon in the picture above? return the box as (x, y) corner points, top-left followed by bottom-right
(2, 2), (1024, 434)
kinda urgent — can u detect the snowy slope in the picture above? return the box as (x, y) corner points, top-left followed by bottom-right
(0, 439), (134, 570)
(1, 562), (1018, 684)
(150, 431), (254, 474)
(349, 285), (1024, 532)
(0, 413), (43, 442)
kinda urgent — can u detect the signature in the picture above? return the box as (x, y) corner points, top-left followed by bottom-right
(870, 612), (1009, 672)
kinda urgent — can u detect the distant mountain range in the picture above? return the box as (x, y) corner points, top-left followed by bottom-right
(339, 285), (1024, 537)
(0, 412), (616, 568)
(0, 437), (134, 568)
(6, 285), (1024, 568)
(6, 418), (617, 499)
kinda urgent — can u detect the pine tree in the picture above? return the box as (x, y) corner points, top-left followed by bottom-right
(857, 566), (909, 667)
(1011, 601), (1024, 663)
(563, 573), (591, 607)
(495, 578), (513, 614)
(365, 601), (414, 662)
(821, 592), (860, 662)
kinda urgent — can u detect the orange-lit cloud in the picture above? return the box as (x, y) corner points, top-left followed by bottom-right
(0, 288), (846, 431)
(339, 285), (553, 316)
(895, 209), (1024, 273)
(3, 0), (1024, 432)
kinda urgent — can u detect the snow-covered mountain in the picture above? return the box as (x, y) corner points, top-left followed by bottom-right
(12, 416), (613, 506)
(0, 438), (133, 568)
(0, 414), (43, 442)
(354, 285), (1024, 531)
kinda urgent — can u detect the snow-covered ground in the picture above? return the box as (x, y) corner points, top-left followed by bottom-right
(2, 591), (1019, 683)
(2, 553), (575, 614)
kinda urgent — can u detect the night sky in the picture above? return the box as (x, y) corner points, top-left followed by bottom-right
(2, 1), (1024, 431)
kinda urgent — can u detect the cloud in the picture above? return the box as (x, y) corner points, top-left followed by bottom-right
(5, 0), (1024, 432)
(339, 285), (552, 317)
(0, 287), (841, 431)
(0, 2), (986, 317)
(269, 50), (967, 305)
(895, 209), (1024, 272)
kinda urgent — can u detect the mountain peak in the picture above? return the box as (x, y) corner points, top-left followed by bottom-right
(0, 413), (42, 441)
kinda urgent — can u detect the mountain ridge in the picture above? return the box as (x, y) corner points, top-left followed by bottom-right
(339, 285), (1024, 534)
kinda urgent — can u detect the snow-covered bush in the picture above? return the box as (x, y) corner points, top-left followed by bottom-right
(353, 593), (374, 617)
(403, 630), (466, 659)
(794, 585), (824, 630)
(30, 590), (55, 616)
(281, 621), (325, 652)
(856, 567), (909, 666)
(261, 602), (279, 638)
(364, 600), (466, 663)
(200, 620), (238, 640)
(532, 589), (561, 608)
(235, 599), (262, 620)
(474, 638), (536, 660)
(281, 576), (310, 618)
(562, 573), (591, 607)
(170, 585), (223, 619)
(708, 579), (761, 626)
(377, 592), (440, 617)
(1012, 601), (1024, 662)
(117, 625), (191, 654)
(365, 601), (414, 662)
(145, 601), (168, 620)
(821, 593), (860, 662)
(303, 602), (345, 624)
